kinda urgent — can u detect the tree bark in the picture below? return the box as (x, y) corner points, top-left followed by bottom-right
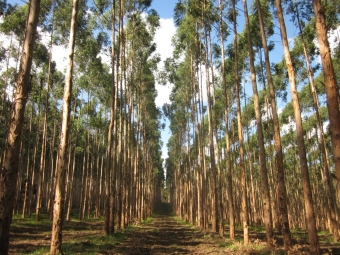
(242, 0), (273, 247)
(256, 0), (292, 249)
(312, 0), (340, 211)
(0, 0), (41, 253)
(50, 0), (79, 253)
(275, 0), (319, 253)
(104, 1), (116, 235)
(233, 0), (249, 244)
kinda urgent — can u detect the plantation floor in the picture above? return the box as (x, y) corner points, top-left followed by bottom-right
(9, 203), (340, 254)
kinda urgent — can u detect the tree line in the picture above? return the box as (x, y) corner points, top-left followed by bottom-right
(163, 0), (339, 254)
(0, 0), (164, 254)
(0, 0), (339, 254)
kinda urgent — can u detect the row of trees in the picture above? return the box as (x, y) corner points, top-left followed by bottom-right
(164, 0), (339, 254)
(0, 0), (164, 254)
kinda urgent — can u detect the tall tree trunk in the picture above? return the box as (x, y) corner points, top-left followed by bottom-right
(275, 0), (319, 253)
(242, 0), (273, 247)
(50, 0), (79, 253)
(36, 25), (53, 220)
(220, 0), (235, 239)
(202, 0), (217, 233)
(256, 0), (292, 249)
(293, 0), (338, 241)
(0, 0), (41, 253)
(104, 0), (116, 235)
(232, 0), (249, 245)
(22, 108), (34, 218)
(312, 0), (340, 211)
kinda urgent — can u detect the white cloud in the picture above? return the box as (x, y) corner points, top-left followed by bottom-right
(315, 25), (340, 62)
(328, 26), (340, 55)
(154, 18), (176, 62)
(154, 18), (176, 107)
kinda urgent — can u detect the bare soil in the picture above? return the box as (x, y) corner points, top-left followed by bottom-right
(9, 203), (340, 254)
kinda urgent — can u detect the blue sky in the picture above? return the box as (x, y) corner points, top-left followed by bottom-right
(151, 0), (177, 19)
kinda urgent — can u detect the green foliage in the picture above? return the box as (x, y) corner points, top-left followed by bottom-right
(0, 3), (26, 37)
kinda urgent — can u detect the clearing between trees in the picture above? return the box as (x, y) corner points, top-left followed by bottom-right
(9, 203), (340, 254)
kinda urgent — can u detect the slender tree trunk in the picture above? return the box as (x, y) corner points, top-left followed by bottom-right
(203, 0), (217, 233)
(0, 0), (40, 253)
(22, 108), (34, 218)
(104, 1), (116, 235)
(36, 30), (53, 220)
(50, 0), (79, 253)
(293, 0), (338, 241)
(275, 0), (319, 253)
(242, 0), (273, 247)
(312, 0), (340, 211)
(232, 0), (249, 244)
(220, 0), (234, 239)
(256, 0), (292, 249)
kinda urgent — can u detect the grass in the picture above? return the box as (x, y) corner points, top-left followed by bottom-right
(22, 225), (138, 255)
(249, 225), (266, 233)
(26, 247), (50, 255)
(12, 213), (51, 227)
(173, 216), (193, 227)
(63, 225), (137, 254)
(11, 212), (142, 255)
(141, 216), (153, 225)
(13, 211), (340, 255)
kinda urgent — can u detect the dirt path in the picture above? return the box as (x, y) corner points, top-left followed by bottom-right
(9, 203), (340, 254)
(105, 203), (223, 255)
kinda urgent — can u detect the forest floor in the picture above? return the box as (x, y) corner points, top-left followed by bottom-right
(9, 203), (340, 254)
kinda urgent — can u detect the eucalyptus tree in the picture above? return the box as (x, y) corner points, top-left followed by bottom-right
(0, 0), (41, 253)
(218, 0), (235, 238)
(200, 0), (219, 233)
(73, 28), (110, 221)
(288, 0), (338, 240)
(104, 0), (116, 235)
(231, 0), (249, 244)
(274, 0), (319, 253)
(241, 0), (273, 247)
(50, 0), (80, 253)
(90, 0), (117, 234)
(312, 0), (340, 211)
(255, 0), (292, 248)
(0, 3), (27, 164)
(170, 0), (207, 230)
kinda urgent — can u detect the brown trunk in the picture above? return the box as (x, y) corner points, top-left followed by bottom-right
(256, 0), (292, 249)
(36, 38), (52, 220)
(275, 0), (319, 253)
(50, 0), (79, 253)
(242, 0), (273, 247)
(203, 1), (217, 232)
(312, 0), (340, 213)
(221, 1), (235, 239)
(104, 1), (116, 235)
(22, 108), (34, 218)
(0, 0), (40, 253)
(293, 0), (338, 241)
(232, 0), (249, 244)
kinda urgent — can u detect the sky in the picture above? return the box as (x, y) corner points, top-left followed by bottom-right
(150, 0), (177, 160)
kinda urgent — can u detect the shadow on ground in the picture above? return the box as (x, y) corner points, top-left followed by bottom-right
(107, 203), (209, 255)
